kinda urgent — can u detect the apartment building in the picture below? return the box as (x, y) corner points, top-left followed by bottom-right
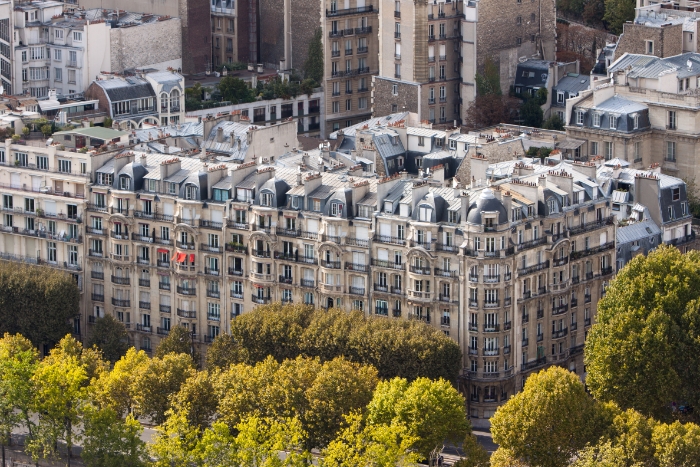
(3, 110), (697, 426)
(0, 134), (123, 339)
(211, 0), (239, 67)
(322, 0), (379, 134)
(374, 0), (463, 125)
(567, 52), (700, 189)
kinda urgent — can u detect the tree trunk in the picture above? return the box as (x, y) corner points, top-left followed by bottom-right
(2, 442), (6, 467)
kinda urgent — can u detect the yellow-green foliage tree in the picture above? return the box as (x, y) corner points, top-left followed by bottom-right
(217, 303), (461, 381)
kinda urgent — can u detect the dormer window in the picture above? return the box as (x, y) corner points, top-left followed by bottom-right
(260, 192), (273, 207)
(609, 115), (617, 130)
(547, 197), (558, 214)
(593, 113), (601, 127)
(633, 114), (639, 129)
(384, 201), (393, 213)
(447, 211), (458, 223)
(236, 188), (253, 203)
(576, 110), (584, 125)
(484, 217), (495, 230)
(557, 92), (564, 103)
(312, 199), (321, 212)
(358, 204), (371, 218)
(331, 202), (343, 217)
(119, 175), (131, 190)
(184, 184), (198, 200)
(97, 173), (113, 186)
(418, 206), (432, 222)
(672, 187), (680, 201)
(291, 196), (299, 208)
(168, 182), (177, 195)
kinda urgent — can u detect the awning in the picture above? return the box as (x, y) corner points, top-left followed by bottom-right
(253, 283), (264, 288)
(158, 248), (169, 254)
(176, 253), (187, 263)
(189, 254), (195, 263)
(171, 252), (178, 261)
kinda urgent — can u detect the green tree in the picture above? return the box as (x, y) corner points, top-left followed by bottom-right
(571, 442), (630, 467)
(520, 97), (544, 127)
(476, 57), (502, 96)
(170, 371), (219, 432)
(21, 126), (29, 137)
(41, 124), (52, 138)
(206, 332), (249, 369)
(682, 177), (700, 217)
(543, 114), (565, 131)
(91, 347), (150, 416)
(155, 324), (198, 363)
(0, 263), (80, 348)
(0, 334), (38, 467)
(86, 315), (130, 363)
(604, 0), (635, 34)
(133, 352), (195, 424)
(585, 246), (700, 421)
(234, 416), (310, 467)
(28, 347), (87, 466)
(366, 377), (469, 462)
(103, 117), (113, 128)
(322, 412), (420, 467)
(303, 28), (324, 83)
(81, 406), (147, 467)
(652, 421), (700, 467)
(452, 434), (490, 467)
(217, 76), (255, 104)
(491, 367), (603, 467)
(149, 408), (200, 467)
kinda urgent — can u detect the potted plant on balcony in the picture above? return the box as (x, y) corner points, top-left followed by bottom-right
(36, 208), (44, 217)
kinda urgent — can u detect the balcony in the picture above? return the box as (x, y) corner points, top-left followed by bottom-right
(436, 243), (458, 252)
(251, 272), (272, 281)
(159, 282), (171, 291)
(138, 278), (150, 287)
(516, 237), (547, 251)
(326, 5), (374, 17)
(300, 279), (315, 288)
(85, 227), (106, 236)
(177, 286), (197, 296)
(571, 242), (615, 260)
(522, 338), (529, 347)
(522, 313), (530, 324)
(157, 260), (170, 268)
(177, 309), (196, 318)
(112, 298), (130, 307)
(483, 324), (500, 332)
(279, 275), (294, 285)
(521, 357), (547, 371)
(552, 303), (569, 315)
(111, 275), (130, 285)
(275, 227), (301, 238)
(483, 275), (500, 283)
(518, 260), (550, 276)
(226, 220), (249, 231)
(374, 235), (406, 245)
(139, 301), (151, 310)
(225, 243), (247, 254)
(252, 249), (271, 258)
(91, 271), (104, 280)
(438, 294), (454, 303)
(228, 267), (244, 276)
(410, 240), (433, 250)
(348, 286), (365, 296)
(553, 256), (569, 267)
(204, 267), (220, 276)
(200, 243), (223, 253)
(230, 290), (244, 299)
(321, 260), (341, 269)
(87, 203), (108, 213)
(176, 241), (195, 250)
(207, 288), (221, 298)
(584, 294), (592, 303)
(372, 259), (404, 270)
(252, 295), (271, 305)
(601, 266), (614, 276)
(552, 328), (568, 339)
(345, 237), (369, 247)
(135, 324), (152, 333)
(207, 313), (221, 322)
(331, 50), (340, 57)
(345, 262), (368, 272)
(159, 305), (171, 313)
(91, 293), (104, 302)
(569, 216), (614, 236)
(157, 327), (170, 336)
(484, 300), (500, 309)
(435, 268), (457, 278)
(374, 284), (388, 293)
(408, 290), (431, 300)
(409, 265), (431, 275)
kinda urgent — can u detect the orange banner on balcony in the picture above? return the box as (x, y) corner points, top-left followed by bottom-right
(189, 254), (195, 263)
(176, 253), (187, 263)
(157, 248), (169, 254)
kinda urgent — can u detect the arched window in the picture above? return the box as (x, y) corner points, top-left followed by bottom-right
(160, 93), (168, 112)
(170, 89), (180, 111)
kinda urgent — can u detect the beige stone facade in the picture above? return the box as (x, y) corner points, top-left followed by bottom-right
(211, 2), (239, 67)
(322, 0), (379, 134)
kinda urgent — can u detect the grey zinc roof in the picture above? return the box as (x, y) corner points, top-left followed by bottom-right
(373, 132), (405, 159)
(212, 175), (233, 189)
(591, 96), (648, 114)
(554, 75), (590, 95)
(329, 112), (410, 139)
(617, 219), (662, 244)
(96, 77), (156, 103)
(610, 52), (700, 80)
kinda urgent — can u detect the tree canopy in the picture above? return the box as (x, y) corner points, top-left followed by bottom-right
(217, 76), (255, 104)
(0, 263), (80, 347)
(491, 366), (604, 467)
(215, 303), (462, 382)
(85, 315), (129, 363)
(304, 28), (324, 83)
(585, 245), (700, 421)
